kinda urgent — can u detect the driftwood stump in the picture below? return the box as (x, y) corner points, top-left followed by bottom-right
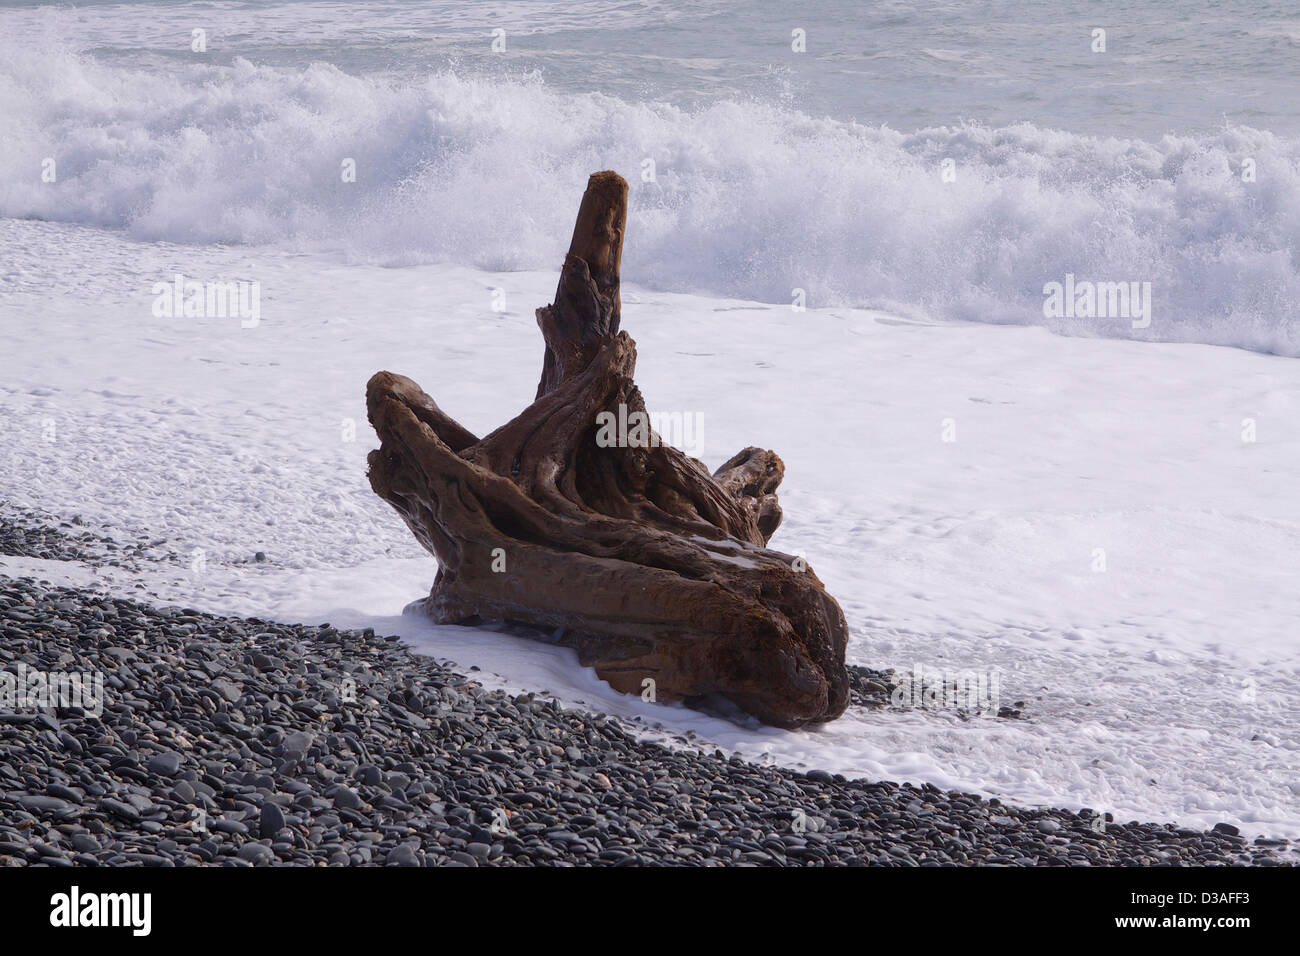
(366, 171), (849, 728)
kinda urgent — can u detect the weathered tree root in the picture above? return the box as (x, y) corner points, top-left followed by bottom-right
(367, 171), (848, 728)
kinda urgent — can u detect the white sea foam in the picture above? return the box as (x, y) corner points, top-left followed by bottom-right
(3, 33), (1299, 355)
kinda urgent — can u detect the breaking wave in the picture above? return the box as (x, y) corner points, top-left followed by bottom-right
(3, 38), (1299, 354)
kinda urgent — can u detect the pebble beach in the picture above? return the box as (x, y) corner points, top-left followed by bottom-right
(2, 510), (1292, 868)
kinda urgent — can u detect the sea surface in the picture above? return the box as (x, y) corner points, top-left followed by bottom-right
(2, 0), (1299, 353)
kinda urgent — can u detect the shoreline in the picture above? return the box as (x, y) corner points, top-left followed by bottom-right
(1, 508), (1292, 867)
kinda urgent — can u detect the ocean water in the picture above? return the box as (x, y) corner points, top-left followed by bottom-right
(2, 0), (1299, 353)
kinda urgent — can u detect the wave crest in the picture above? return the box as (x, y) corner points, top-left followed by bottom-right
(3, 42), (1299, 354)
